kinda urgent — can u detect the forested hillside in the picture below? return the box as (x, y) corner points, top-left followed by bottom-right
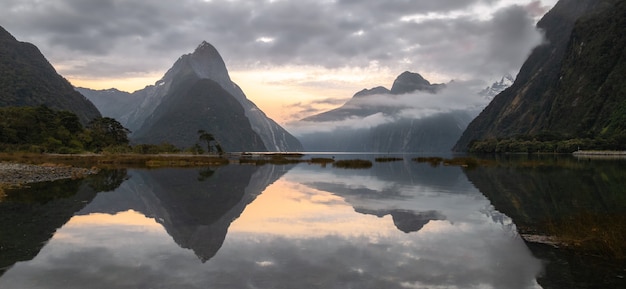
(454, 0), (626, 152)
(0, 26), (101, 124)
(0, 106), (128, 153)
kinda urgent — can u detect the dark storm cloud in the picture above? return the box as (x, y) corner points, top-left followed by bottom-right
(0, 0), (547, 80)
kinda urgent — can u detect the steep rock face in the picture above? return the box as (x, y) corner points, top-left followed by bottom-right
(127, 41), (302, 151)
(0, 26), (101, 124)
(390, 71), (444, 94)
(133, 76), (266, 151)
(454, 0), (625, 151)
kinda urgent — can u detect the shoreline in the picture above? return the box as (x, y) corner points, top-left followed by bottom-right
(573, 150), (626, 155)
(0, 162), (99, 186)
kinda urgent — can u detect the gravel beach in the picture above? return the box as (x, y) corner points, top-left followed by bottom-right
(0, 162), (99, 185)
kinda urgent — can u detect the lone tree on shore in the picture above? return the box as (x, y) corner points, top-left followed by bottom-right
(197, 129), (223, 154)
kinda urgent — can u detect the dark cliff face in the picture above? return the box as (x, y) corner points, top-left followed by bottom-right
(121, 41), (300, 151)
(132, 75), (266, 151)
(454, 0), (625, 151)
(0, 26), (101, 125)
(390, 71), (444, 94)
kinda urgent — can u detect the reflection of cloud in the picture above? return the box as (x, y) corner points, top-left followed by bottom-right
(1, 216), (542, 289)
(285, 163), (496, 225)
(0, 162), (544, 289)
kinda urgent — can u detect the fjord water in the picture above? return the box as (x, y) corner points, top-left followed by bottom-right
(0, 156), (624, 288)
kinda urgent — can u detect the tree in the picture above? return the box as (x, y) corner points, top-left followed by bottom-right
(197, 129), (215, 154)
(87, 117), (131, 151)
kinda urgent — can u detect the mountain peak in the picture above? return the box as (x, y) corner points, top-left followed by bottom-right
(194, 41), (218, 53)
(390, 71), (442, 94)
(353, 86), (391, 98)
(0, 26), (17, 42)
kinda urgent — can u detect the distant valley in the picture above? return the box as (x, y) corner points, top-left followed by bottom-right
(290, 72), (511, 153)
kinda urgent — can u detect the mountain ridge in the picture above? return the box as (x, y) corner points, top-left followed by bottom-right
(454, 0), (625, 152)
(295, 71), (489, 152)
(0, 25), (101, 124)
(82, 41), (302, 151)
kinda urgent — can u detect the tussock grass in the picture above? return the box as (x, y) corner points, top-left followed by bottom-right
(375, 157), (403, 162)
(309, 158), (335, 164)
(412, 157), (444, 167)
(0, 152), (229, 168)
(412, 156), (495, 169)
(238, 155), (302, 166)
(265, 153), (305, 158)
(333, 159), (373, 169)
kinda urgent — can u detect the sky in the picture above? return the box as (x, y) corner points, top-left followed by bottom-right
(0, 0), (558, 124)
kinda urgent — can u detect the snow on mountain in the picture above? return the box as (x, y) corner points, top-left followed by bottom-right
(479, 74), (514, 100)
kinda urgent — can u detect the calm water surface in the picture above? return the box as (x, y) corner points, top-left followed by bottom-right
(1, 155), (623, 288)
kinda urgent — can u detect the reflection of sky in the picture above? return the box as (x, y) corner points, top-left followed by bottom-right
(0, 164), (543, 289)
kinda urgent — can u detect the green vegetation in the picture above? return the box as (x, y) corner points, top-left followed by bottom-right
(413, 156), (494, 169)
(455, 0), (626, 152)
(468, 135), (626, 154)
(412, 157), (444, 167)
(266, 153), (305, 158)
(238, 155), (302, 166)
(0, 152), (229, 169)
(333, 159), (373, 169)
(197, 129), (223, 155)
(309, 158), (335, 164)
(0, 106), (129, 153)
(0, 26), (102, 124)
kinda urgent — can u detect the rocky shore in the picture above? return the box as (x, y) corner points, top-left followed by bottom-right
(0, 162), (99, 185)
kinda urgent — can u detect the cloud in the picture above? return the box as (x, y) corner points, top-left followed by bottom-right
(286, 79), (489, 135)
(0, 0), (550, 83)
(288, 113), (397, 135)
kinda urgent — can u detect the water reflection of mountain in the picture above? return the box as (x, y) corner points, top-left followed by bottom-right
(355, 208), (446, 233)
(294, 160), (489, 233)
(78, 165), (291, 262)
(0, 170), (127, 276)
(464, 157), (626, 288)
(464, 158), (626, 228)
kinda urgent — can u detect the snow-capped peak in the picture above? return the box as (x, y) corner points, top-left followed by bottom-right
(479, 74), (515, 100)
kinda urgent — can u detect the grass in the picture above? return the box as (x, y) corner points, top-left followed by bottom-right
(333, 159), (373, 169)
(238, 155), (302, 166)
(0, 152), (229, 168)
(309, 158), (335, 164)
(265, 153), (305, 158)
(412, 156), (495, 169)
(374, 157), (403, 162)
(412, 157), (444, 167)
